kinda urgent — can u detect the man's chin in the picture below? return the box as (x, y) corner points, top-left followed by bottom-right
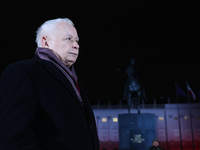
(63, 59), (76, 67)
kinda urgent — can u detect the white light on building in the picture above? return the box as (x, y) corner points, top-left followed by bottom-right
(113, 118), (118, 122)
(102, 118), (107, 122)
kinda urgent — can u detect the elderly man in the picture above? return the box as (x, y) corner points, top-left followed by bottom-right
(0, 18), (99, 150)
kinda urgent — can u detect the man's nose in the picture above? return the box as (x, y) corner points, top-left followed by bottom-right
(72, 41), (80, 49)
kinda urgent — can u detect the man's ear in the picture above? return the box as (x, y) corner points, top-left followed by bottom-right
(41, 37), (49, 48)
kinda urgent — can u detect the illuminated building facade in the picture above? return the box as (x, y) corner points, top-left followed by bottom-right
(92, 103), (200, 150)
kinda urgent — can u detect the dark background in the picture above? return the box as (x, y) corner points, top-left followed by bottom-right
(0, 1), (200, 103)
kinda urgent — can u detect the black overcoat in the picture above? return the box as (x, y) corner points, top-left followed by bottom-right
(0, 55), (99, 150)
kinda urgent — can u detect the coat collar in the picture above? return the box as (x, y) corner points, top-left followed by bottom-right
(33, 55), (87, 116)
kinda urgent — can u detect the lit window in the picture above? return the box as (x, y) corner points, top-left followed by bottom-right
(102, 118), (107, 122)
(113, 118), (118, 122)
(184, 116), (189, 120)
(158, 117), (164, 121)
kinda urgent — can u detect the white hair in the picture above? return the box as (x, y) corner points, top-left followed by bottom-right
(35, 18), (74, 47)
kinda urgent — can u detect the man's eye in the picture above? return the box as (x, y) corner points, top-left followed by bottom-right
(66, 38), (71, 40)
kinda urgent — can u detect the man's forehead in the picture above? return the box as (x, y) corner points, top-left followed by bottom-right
(56, 22), (78, 37)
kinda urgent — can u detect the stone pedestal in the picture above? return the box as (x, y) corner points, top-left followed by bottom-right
(118, 113), (156, 150)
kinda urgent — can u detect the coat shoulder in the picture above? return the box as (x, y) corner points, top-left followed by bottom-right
(2, 56), (51, 74)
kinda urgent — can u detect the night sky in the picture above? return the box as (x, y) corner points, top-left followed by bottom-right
(0, 1), (200, 103)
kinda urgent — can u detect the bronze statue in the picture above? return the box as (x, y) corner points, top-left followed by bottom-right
(123, 58), (146, 114)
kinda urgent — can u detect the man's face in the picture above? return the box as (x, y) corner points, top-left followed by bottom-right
(153, 141), (159, 147)
(46, 22), (79, 66)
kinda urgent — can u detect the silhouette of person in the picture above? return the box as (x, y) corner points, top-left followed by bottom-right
(150, 140), (165, 150)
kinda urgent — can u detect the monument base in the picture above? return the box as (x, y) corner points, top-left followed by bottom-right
(118, 113), (156, 150)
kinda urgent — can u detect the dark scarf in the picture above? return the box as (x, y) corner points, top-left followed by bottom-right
(35, 47), (82, 102)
